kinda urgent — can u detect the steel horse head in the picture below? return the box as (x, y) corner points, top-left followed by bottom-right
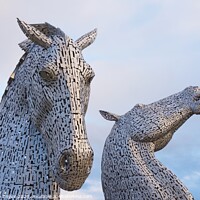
(7, 19), (96, 191)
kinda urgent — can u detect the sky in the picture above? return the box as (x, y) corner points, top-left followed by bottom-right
(0, 0), (200, 199)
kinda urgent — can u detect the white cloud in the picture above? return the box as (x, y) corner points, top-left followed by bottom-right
(60, 180), (103, 200)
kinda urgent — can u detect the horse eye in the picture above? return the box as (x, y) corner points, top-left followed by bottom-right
(39, 69), (57, 82)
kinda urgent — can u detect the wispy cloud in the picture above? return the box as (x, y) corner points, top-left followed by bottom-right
(181, 171), (200, 198)
(182, 171), (200, 187)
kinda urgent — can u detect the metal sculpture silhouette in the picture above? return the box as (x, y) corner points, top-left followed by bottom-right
(100, 86), (200, 200)
(0, 19), (97, 199)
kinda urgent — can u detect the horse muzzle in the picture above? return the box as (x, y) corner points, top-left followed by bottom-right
(55, 146), (94, 190)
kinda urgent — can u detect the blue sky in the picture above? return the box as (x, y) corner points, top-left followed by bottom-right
(0, 0), (200, 199)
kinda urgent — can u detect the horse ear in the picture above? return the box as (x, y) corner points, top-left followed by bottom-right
(75, 28), (97, 50)
(99, 110), (120, 122)
(17, 18), (52, 48)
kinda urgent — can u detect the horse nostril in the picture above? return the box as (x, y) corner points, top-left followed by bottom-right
(59, 153), (70, 172)
(65, 159), (70, 171)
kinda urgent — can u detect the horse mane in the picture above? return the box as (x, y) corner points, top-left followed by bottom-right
(0, 53), (27, 105)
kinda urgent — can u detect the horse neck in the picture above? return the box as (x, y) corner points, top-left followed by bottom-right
(0, 81), (30, 141)
(0, 86), (60, 199)
(127, 139), (193, 197)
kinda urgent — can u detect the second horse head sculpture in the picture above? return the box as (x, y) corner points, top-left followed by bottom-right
(100, 86), (200, 200)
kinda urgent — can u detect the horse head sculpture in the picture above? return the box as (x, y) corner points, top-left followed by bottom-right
(0, 19), (96, 198)
(100, 86), (200, 199)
